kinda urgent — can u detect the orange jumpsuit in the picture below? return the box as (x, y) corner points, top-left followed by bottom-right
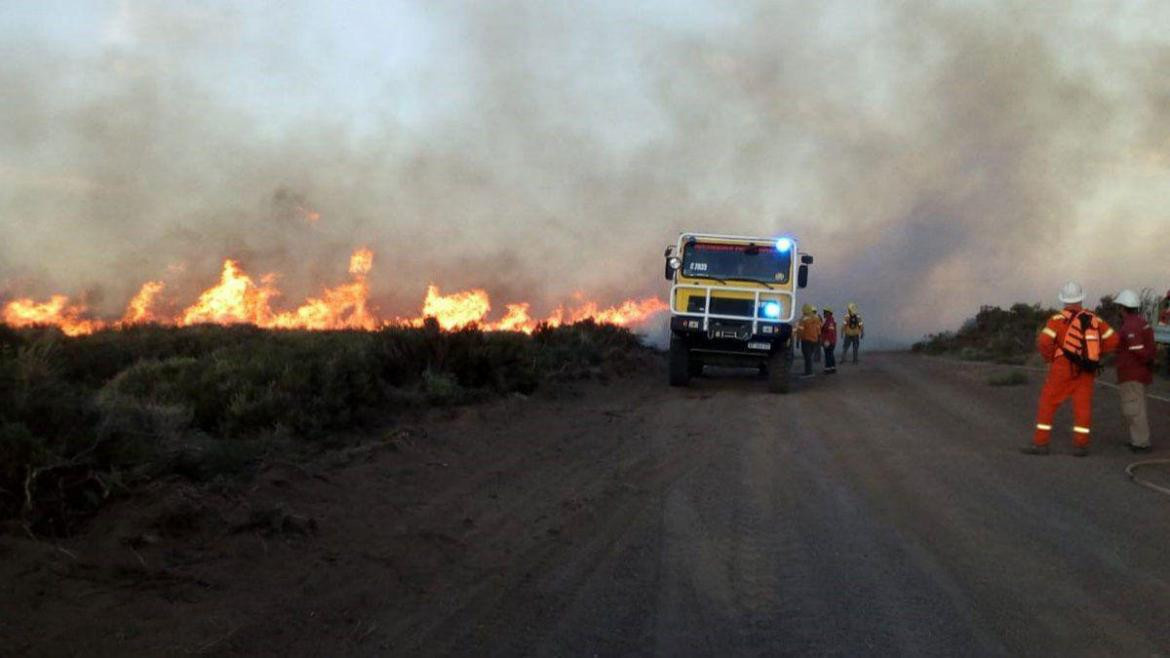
(1032, 309), (1119, 448)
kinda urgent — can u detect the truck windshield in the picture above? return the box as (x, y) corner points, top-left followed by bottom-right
(681, 242), (791, 284)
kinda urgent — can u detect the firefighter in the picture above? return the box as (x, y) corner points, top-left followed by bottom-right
(821, 307), (838, 374)
(797, 304), (822, 378)
(1022, 282), (1120, 457)
(811, 305), (822, 363)
(1162, 290), (1170, 377)
(1115, 289), (1155, 453)
(842, 303), (864, 364)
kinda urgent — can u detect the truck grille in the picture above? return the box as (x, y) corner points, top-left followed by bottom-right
(686, 296), (755, 318)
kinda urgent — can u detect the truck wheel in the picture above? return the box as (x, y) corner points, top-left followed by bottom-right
(688, 358), (704, 378)
(669, 336), (690, 387)
(767, 348), (792, 394)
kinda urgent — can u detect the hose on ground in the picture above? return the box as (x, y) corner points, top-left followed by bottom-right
(1125, 459), (1170, 497)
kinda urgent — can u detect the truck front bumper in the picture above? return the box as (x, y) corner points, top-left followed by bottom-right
(670, 316), (791, 359)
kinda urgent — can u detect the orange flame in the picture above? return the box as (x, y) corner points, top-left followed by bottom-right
(2, 295), (103, 336)
(567, 298), (669, 326)
(414, 285), (492, 330)
(269, 248), (376, 330)
(489, 303), (534, 332)
(120, 281), (165, 325)
(178, 260), (279, 326)
(2, 247), (668, 337)
(348, 248), (373, 276)
(406, 290), (666, 334)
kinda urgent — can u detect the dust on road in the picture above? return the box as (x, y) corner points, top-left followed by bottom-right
(3, 353), (1170, 657)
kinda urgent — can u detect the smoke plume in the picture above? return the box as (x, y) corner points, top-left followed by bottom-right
(2, 1), (1169, 344)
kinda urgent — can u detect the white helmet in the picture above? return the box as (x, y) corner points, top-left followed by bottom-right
(1058, 281), (1085, 304)
(1115, 289), (1140, 309)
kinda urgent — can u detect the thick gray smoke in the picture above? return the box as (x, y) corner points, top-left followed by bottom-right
(2, 1), (1169, 343)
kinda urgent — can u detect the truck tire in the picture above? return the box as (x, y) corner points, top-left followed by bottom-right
(767, 347), (792, 394)
(688, 358), (704, 378)
(669, 335), (690, 387)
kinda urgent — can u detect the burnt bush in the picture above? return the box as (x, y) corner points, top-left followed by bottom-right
(0, 321), (653, 531)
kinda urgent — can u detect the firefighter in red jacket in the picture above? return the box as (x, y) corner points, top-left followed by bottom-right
(1022, 282), (1120, 457)
(821, 307), (838, 374)
(1115, 289), (1156, 453)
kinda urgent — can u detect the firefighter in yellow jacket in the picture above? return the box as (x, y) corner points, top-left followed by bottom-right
(842, 303), (864, 364)
(797, 304), (822, 378)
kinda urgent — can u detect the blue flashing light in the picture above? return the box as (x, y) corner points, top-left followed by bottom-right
(762, 302), (781, 319)
(775, 237), (793, 252)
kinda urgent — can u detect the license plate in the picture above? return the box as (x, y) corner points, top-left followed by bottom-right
(747, 342), (771, 350)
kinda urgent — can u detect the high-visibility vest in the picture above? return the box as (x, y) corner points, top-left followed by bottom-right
(1057, 309), (1105, 371)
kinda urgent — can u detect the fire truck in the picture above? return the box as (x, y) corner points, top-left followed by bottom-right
(663, 232), (812, 393)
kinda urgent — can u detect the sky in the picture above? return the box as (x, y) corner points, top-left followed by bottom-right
(1, 0), (1169, 345)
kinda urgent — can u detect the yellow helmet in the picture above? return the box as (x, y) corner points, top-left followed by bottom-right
(847, 303), (858, 314)
(802, 303), (814, 316)
(822, 307), (833, 315)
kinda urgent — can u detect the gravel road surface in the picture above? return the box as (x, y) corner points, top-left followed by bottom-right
(3, 353), (1170, 657)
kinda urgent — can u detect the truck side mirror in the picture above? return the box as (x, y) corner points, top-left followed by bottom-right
(797, 264), (809, 289)
(664, 246), (679, 281)
(665, 256), (682, 281)
(800, 253), (814, 265)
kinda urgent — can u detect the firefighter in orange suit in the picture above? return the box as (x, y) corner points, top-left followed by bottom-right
(1022, 282), (1119, 457)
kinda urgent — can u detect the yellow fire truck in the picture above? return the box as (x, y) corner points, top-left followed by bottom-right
(664, 232), (813, 393)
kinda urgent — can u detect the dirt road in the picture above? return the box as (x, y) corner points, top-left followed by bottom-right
(4, 353), (1170, 657)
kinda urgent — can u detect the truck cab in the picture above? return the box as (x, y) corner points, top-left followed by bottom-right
(664, 232), (812, 393)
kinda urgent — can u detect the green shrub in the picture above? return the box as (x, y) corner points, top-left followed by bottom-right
(0, 320), (653, 529)
(914, 303), (1057, 363)
(0, 421), (43, 516)
(422, 369), (464, 404)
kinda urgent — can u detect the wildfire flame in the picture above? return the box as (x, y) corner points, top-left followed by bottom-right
(2, 295), (102, 337)
(414, 285), (493, 331)
(178, 260), (280, 327)
(268, 248), (376, 330)
(1, 247), (667, 336)
(120, 281), (166, 326)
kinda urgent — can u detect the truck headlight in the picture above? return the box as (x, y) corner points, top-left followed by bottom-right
(775, 237), (793, 252)
(761, 302), (781, 319)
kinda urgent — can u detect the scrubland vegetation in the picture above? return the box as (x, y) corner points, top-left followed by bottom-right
(911, 303), (1058, 364)
(0, 320), (649, 534)
(913, 292), (1167, 370)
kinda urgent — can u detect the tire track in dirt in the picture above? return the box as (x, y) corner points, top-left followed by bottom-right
(8, 354), (1170, 656)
